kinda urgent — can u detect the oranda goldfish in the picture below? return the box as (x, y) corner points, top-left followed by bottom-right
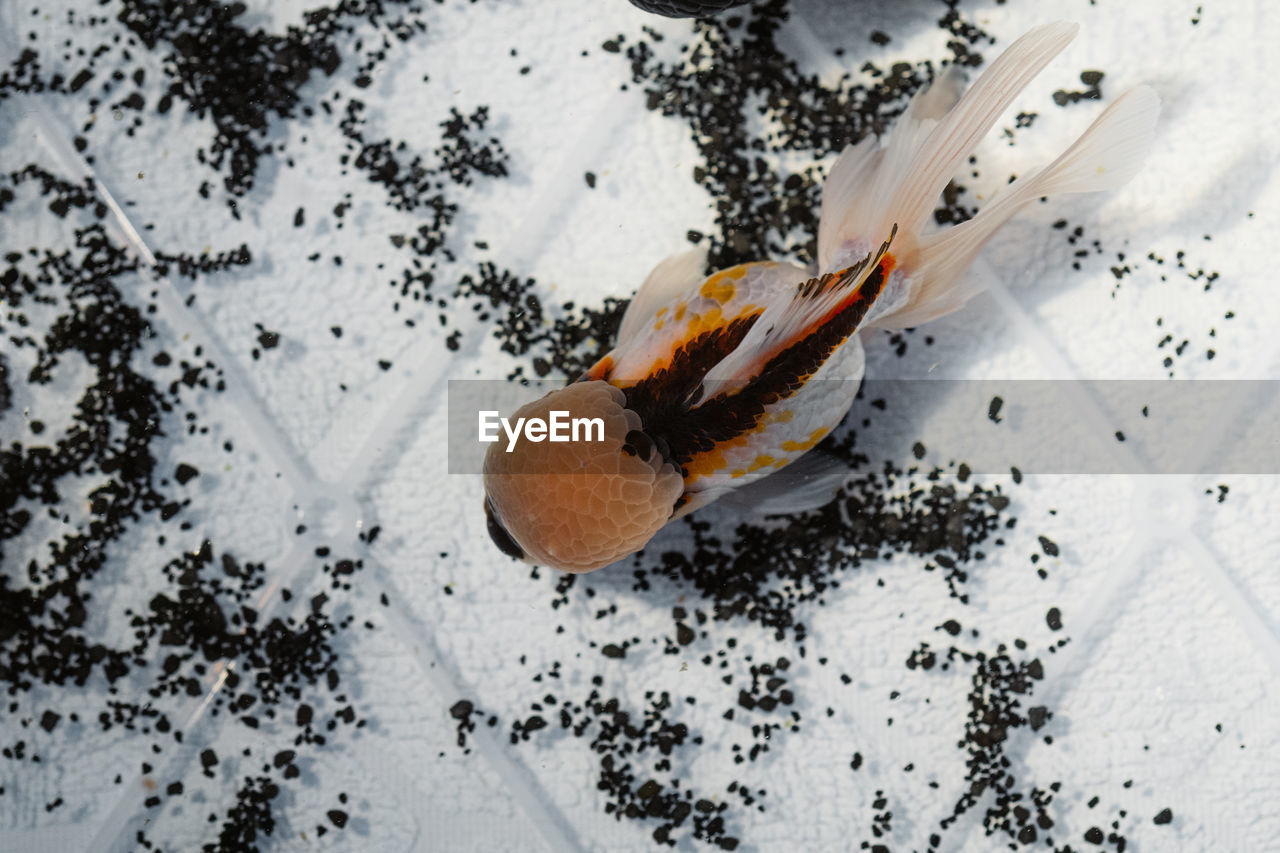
(483, 22), (1158, 572)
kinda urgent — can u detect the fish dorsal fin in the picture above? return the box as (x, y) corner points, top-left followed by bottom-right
(616, 246), (709, 347)
(696, 225), (896, 399)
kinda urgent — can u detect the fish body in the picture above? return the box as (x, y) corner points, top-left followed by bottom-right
(580, 251), (889, 517)
(483, 22), (1159, 572)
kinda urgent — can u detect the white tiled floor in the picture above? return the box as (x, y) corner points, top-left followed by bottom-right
(2, 1), (1278, 851)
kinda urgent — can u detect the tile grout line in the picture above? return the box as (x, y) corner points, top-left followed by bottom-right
(953, 261), (1280, 849)
(9, 106), (351, 852)
(943, 257), (1172, 851)
(9, 6), (1271, 846)
(303, 88), (648, 852)
(27, 106), (322, 497)
(940, 528), (1156, 853)
(1172, 529), (1280, 675)
(88, 541), (316, 852)
(989, 268), (1280, 657)
(321, 89), (641, 487)
(368, 557), (586, 853)
(26, 60), (643, 853)
(1165, 342), (1280, 664)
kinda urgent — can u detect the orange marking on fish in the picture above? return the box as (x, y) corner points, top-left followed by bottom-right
(619, 306), (764, 386)
(584, 355), (613, 380)
(812, 253), (897, 333)
(683, 420), (770, 484)
(781, 427), (829, 453)
(688, 306), (723, 337)
(699, 274), (736, 304)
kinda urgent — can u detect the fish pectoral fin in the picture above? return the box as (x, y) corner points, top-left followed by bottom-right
(671, 487), (729, 519)
(697, 228), (894, 397)
(716, 450), (849, 517)
(616, 245), (709, 346)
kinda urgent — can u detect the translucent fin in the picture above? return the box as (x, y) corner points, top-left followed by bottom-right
(616, 246), (708, 346)
(816, 66), (964, 273)
(816, 22), (1078, 274)
(1017, 84), (1160, 195)
(909, 64), (967, 121)
(871, 85), (1160, 329)
(717, 450), (849, 517)
(816, 135), (881, 271)
(671, 487), (728, 520)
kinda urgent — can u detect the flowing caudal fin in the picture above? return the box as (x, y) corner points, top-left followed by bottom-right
(816, 22), (1079, 275)
(869, 84), (1160, 329)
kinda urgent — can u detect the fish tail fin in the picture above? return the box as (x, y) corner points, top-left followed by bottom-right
(1020, 84), (1161, 196)
(868, 84), (1160, 329)
(817, 22), (1079, 274)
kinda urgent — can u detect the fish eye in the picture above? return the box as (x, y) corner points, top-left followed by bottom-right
(484, 497), (526, 560)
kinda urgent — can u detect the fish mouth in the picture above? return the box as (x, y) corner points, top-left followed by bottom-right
(484, 497), (526, 561)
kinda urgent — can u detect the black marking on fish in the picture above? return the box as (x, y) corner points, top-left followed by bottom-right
(621, 312), (759, 426)
(626, 261), (889, 467)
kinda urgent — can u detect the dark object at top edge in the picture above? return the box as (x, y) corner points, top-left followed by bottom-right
(629, 0), (753, 17)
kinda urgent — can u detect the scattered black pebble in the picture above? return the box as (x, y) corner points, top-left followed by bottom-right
(1, 118), (369, 853)
(507, 686), (741, 849)
(39, 711), (60, 733)
(1053, 70), (1105, 107)
(113, 0), (428, 210)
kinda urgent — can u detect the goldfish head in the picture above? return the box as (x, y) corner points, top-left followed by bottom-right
(482, 380), (684, 573)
